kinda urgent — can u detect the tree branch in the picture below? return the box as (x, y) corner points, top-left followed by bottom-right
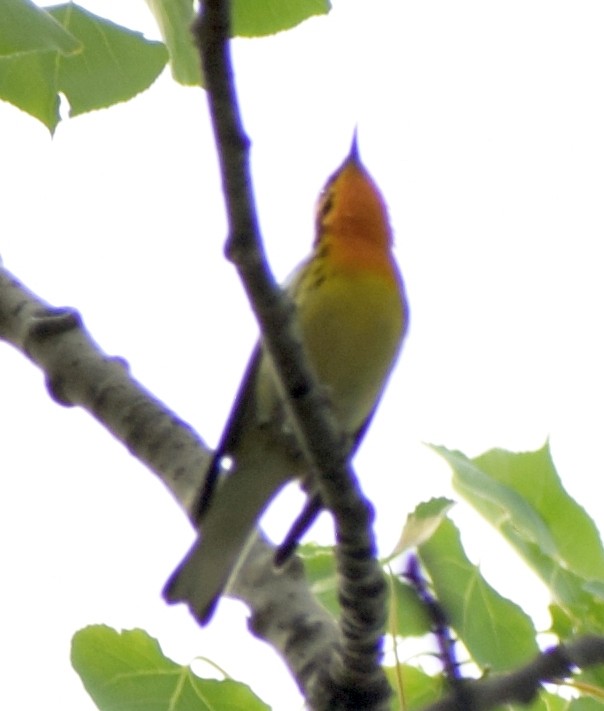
(0, 259), (343, 695)
(192, 2), (390, 709)
(5, 260), (604, 709)
(423, 635), (604, 711)
(229, 535), (340, 688)
(0, 262), (205, 509)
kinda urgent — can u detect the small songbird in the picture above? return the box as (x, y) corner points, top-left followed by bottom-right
(164, 135), (409, 623)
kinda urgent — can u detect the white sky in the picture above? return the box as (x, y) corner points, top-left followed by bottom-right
(2, 1), (604, 709)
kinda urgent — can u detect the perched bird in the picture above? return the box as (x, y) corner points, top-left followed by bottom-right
(164, 135), (408, 623)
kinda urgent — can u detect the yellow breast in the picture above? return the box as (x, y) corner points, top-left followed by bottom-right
(294, 251), (405, 434)
(256, 137), (408, 440)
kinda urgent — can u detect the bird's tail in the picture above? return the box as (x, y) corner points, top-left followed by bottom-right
(163, 442), (293, 624)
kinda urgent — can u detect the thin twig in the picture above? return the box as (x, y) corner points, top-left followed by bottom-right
(423, 635), (604, 711)
(192, 1), (391, 708)
(404, 556), (462, 686)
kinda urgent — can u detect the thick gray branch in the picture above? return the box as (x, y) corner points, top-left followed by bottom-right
(230, 535), (340, 692)
(0, 261), (339, 695)
(0, 263), (206, 508)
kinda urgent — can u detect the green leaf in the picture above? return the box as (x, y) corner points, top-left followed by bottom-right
(387, 573), (432, 638)
(386, 499), (454, 637)
(144, 0), (200, 85)
(390, 497), (454, 558)
(145, 0), (331, 86)
(71, 625), (270, 711)
(437, 443), (604, 581)
(231, 0), (331, 37)
(384, 664), (444, 711)
(49, 5), (168, 117)
(520, 691), (573, 711)
(298, 542), (339, 615)
(418, 518), (539, 671)
(434, 444), (604, 638)
(432, 446), (560, 558)
(571, 646), (604, 703)
(505, 535), (604, 634)
(473, 444), (604, 581)
(568, 698), (604, 711)
(0, 0), (80, 56)
(0, 49), (60, 129)
(549, 603), (575, 639)
(0, 3), (167, 131)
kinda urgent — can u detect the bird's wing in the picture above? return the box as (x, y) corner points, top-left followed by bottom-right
(194, 343), (263, 519)
(163, 418), (295, 623)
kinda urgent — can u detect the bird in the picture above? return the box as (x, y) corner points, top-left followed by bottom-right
(163, 134), (409, 624)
